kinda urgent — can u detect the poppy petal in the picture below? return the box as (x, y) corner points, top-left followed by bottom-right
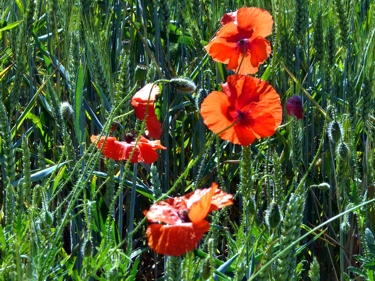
(146, 221), (210, 256)
(249, 37), (272, 68)
(205, 41), (238, 64)
(200, 91), (236, 138)
(236, 7), (273, 38)
(220, 11), (237, 25)
(187, 184), (217, 223)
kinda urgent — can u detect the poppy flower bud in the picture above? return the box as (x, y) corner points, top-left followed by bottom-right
(81, 238), (93, 257)
(60, 102), (74, 120)
(42, 210), (54, 226)
(202, 257), (211, 279)
(337, 142), (349, 160)
(266, 202), (281, 229)
(328, 121), (342, 144)
(248, 196), (256, 216)
(286, 95), (303, 119)
(110, 121), (120, 133)
(135, 64), (148, 82)
(195, 88), (208, 109)
(170, 77), (197, 93)
(256, 208), (264, 226)
(316, 182), (330, 191)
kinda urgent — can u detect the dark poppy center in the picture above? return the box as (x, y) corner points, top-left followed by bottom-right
(178, 209), (191, 223)
(123, 131), (136, 143)
(237, 39), (250, 54)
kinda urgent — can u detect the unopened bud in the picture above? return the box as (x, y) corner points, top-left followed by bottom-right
(266, 203), (281, 229)
(337, 142), (349, 160)
(82, 239), (93, 257)
(170, 77), (197, 93)
(195, 88), (208, 109)
(328, 121), (342, 144)
(60, 102), (74, 120)
(202, 257), (211, 279)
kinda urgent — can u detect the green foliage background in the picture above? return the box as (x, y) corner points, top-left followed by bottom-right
(0, 0), (375, 280)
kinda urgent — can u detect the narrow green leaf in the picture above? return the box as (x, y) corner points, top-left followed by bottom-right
(75, 65), (84, 143)
(0, 20), (22, 32)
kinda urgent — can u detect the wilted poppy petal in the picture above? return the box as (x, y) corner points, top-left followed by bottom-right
(146, 221), (210, 256)
(91, 135), (165, 163)
(187, 184), (217, 223)
(145, 116), (162, 139)
(144, 199), (186, 225)
(132, 83), (160, 104)
(209, 186), (234, 212)
(236, 7), (273, 38)
(138, 140), (166, 164)
(91, 135), (142, 162)
(132, 83), (162, 139)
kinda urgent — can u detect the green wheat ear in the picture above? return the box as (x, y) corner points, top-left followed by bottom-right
(333, 0), (349, 47)
(21, 135), (31, 208)
(276, 192), (305, 280)
(0, 101), (15, 225)
(313, 11), (324, 63)
(308, 257), (320, 281)
(294, 0), (309, 42)
(166, 256), (182, 281)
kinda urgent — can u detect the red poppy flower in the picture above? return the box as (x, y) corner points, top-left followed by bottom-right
(205, 7), (273, 75)
(144, 183), (233, 256)
(286, 95), (304, 120)
(200, 74), (282, 146)
(131, 83), (162, 139)
(91, 134), (166, 164)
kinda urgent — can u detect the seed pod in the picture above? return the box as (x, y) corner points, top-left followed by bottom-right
(135, 64), (148, 82)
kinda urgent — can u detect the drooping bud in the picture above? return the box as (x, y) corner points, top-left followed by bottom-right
(337, 142), (349, 160)
(81, 238), (93, 257)
(266, 202), (281, 229)
(328, 121), (342, 144)
(60, 102), (74, 120)
(202, 257), (211, 279)
(170, 77), (197, 93)
(195, 88), (208, 110)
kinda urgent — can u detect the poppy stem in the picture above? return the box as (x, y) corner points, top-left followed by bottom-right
(236, 45), (247, 74)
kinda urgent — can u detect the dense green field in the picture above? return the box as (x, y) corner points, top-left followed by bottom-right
(1, 0), (375, 280)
